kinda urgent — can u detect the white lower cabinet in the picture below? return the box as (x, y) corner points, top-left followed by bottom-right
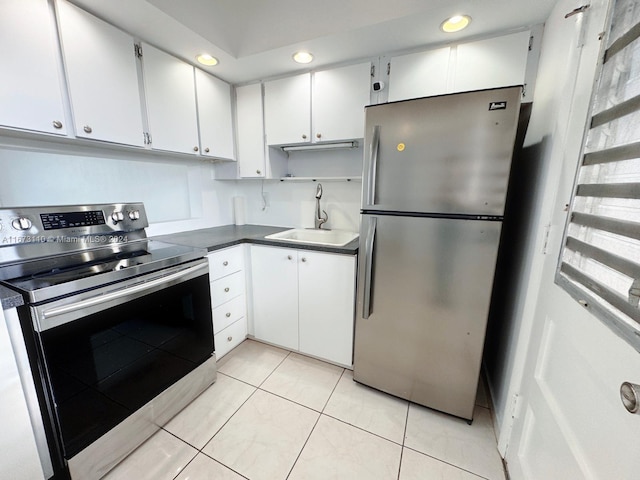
(208, 246), (247, 359)
(250, 245), (357, 366)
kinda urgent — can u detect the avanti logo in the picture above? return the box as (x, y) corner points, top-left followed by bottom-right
(489, 101), (507, 111)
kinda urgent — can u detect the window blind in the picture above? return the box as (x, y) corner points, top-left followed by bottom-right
(556, 0), (640, 351)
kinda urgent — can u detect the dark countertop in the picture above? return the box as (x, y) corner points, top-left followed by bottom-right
(154, 224), (359, 255)
(1, 284), (24, 310)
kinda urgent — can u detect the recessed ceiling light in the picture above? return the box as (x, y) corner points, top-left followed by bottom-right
(292, 51), (314, 64)
(196, 54), (218, 66)
(440, 15), (471, 33)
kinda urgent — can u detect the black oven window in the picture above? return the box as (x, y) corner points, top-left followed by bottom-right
(38, 274), (213, 457)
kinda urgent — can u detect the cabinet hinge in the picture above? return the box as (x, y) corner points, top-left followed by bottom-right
(512, 393), (523, 419)
(143, 132), (152, 145)
(541, 224), (552, 255)
(387, 62), (391, 75)
(528, 35), (534, 51)
(134, 44), (143, 58)
(370, 64), (375, 78)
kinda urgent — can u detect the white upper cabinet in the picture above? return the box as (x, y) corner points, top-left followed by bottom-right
(56, 0), (144, 146)
(388, 47), (451, 102)
(388, 30), (531, 101)
(0, 0), (66, 135)
(236, 83), (266, 178)
(453, 31), (530, 92)
(312, 62), (371, 142)
(141, 43), (199, 155)
(264, 73), (311, 145)
(264, 65), (371, 146)
(195, 69), (234, 160)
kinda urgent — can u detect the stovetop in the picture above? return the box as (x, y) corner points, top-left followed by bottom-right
(0, 239), (207, 304)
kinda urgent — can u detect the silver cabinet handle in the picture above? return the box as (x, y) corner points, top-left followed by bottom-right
(224, 287), (230, 292)
(205, 147), (210, 153)
(302, 134), (307, 140)
(287, 255), (292, 260)
(225, 312), (231, 317)
(316, 133), (322, 139)
(621, 382), (640, 414)
(363, 216), (377, 319)
(193, 146), (199, 152)
(364, 125), (380, 208)
(227, 336), (233, 342)
(40, 262), (208, 327)
(301, 257), (307, 262)
(223, 261), (229, 266)
(83, 125), (92, 134)
(52, 120), (63, 129)
(256, 169), (262, 175)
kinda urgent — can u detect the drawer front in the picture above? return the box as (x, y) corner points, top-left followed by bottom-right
(208, 246), (244, 281)
(210, 270), (245, 308)
(213, 294), (246, 334)
(215, 318), (247, 359)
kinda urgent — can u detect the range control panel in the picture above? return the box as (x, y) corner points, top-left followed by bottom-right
(0, 203), (149, 245)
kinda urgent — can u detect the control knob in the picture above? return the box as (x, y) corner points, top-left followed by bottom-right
(111, 211), (125, 224)
(12, 217), (32, 231)
(128, 210), (140, 221)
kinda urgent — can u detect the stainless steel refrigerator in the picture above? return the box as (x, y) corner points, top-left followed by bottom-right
(354, 86), (522, 421)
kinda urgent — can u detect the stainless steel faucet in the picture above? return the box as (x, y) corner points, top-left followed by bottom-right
(314, 183), (328, 229)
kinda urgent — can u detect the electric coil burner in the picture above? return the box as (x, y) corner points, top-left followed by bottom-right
(0, 203), (216, 480)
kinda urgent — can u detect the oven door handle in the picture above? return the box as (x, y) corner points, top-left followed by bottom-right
(38, 262), (208, 329)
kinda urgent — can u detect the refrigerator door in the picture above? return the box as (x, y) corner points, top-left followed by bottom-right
(362, 86), (521, 216)
(354, 213), (502, 420)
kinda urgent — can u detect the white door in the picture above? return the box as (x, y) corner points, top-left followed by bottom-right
(312, 62), (371, 142)
(195, 69), (234, 160)
(453, 31), (530, 93)
(505, 1), (640, 478)
(250, 246), (299, 350)
(141, 43), (199, 154)
(298, 251), (356, 366)
(0, 0), (66, 135)
(236, 83), (266, 178)
(56, 0), (144, 146)
(264, 73), (311, 145)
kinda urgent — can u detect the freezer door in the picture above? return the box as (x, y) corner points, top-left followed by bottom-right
(362, 86), (521, 216)
(354, 214), (502, 420)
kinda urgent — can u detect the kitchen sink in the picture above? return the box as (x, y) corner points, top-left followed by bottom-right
(265, 228), (359, 247)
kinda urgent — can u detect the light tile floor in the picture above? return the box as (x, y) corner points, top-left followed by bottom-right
(104, 340), (505, 480)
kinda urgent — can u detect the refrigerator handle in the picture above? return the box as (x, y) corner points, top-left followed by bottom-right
(364, 125), (380, 207)
(363, 216), (377, 319)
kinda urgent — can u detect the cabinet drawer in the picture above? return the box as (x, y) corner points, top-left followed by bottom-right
(213, 294), (246, 334)
(208, 247), (244, 281)
(210, 271), (245, 308)
(215, 318), (247, 359)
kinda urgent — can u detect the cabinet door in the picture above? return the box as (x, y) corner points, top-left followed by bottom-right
(195, 69), (234, 160)
(236, 84), (266, 178)
(298, 251), (356, 366)
(453, 31), (530, 92)
(0, 0), (66, 135)
(142, 43), (199, 154)
(264, 73), (311, 145)
(388, 47), (451, 102)
(251, 246), (298, 350)
(56, 0), (144, 146)
(313, 62), (371, 141)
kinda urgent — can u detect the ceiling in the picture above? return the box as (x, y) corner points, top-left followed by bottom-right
(70, 0), (558, 85)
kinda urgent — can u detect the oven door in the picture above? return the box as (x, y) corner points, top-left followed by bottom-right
(30, 259), (214, 465)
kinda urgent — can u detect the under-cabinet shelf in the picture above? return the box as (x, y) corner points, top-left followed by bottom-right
(278, 176), (362, 182)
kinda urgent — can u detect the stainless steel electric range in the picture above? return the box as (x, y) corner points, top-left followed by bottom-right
(0, 203), (216, 480)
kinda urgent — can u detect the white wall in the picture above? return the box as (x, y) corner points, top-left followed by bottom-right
(0, 144), (237, 235)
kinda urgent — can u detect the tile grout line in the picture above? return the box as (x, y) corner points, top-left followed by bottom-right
(284, 407), (323, 480)
(320, 411), (405, 447)
(320, 367), (347, 413)
(397, 401), (411, 480)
